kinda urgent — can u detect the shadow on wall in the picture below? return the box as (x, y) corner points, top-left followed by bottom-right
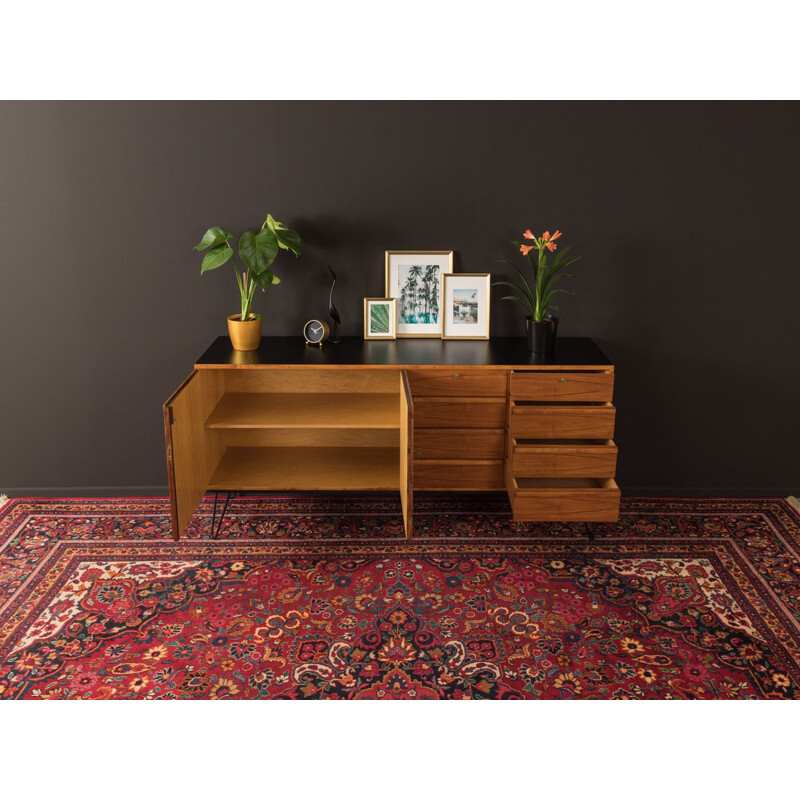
(277, 214), (454, 335)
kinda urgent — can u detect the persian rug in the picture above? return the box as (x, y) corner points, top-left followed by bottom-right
(1, 495), (799, 700)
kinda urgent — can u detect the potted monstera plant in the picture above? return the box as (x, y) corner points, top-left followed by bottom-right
(194, 214), (302, 350)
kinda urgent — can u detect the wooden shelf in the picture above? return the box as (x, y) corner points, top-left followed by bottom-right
(208, 447), (400, 491)
(205, 393), (400, 430)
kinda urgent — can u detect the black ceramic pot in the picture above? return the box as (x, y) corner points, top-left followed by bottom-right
(525, 317), (556, 354)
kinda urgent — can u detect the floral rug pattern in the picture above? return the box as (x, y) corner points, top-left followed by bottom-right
(1, 495), (799, 699)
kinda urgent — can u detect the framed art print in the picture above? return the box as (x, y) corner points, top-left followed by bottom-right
(385, 250), (454, 337)
(442, 273), (491, 340)
(363, 297), (397, 340)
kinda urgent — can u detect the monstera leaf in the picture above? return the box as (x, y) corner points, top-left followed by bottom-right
(194, 226), (233, 252)
(239, 229), (279, 273)
(251, 268), (281, 290)
(195, 227), (235, 273)
(264, 214), (302, 256)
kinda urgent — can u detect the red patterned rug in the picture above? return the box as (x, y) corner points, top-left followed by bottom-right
(1, 495), (799, 699)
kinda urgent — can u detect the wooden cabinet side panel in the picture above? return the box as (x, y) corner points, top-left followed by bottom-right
(164, 370), (225, 539)
(400, 371), (414, 539)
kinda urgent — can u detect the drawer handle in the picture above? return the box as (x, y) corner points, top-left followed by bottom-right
(453, 373), (461, 379)
(413, 448), (423, 456)
(560, 377), (567, 383)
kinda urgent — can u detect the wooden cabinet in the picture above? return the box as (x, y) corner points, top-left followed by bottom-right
(165, 367), (413, 538)
(506, 369), (619, 522)
(164, 337), (620, 539)
(408, 368), (506, 492)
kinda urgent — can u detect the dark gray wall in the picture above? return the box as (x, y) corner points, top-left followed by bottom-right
(1, 101), (798, 495)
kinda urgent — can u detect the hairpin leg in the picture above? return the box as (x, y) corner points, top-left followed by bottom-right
(210, 491), (219, 537)
(213, 491), (234, 538)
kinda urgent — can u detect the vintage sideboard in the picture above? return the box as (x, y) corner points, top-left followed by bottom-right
(163, 337), (619, 539)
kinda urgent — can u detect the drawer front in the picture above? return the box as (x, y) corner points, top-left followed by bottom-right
(510, 403), (616, 439)
(414, 398), (506, 428)
(407, 369), (508, 397)
(414, 460), (505, 490)
(511, 371), (614, 402)
(511, 479), (620, 522)
(511, 440), (617, 478)
(414, 428), (505, 460)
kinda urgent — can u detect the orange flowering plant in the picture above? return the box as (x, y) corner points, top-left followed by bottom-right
(494, 229), (582, 322)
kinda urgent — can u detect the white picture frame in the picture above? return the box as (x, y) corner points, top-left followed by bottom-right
(385, 250), (454, 338)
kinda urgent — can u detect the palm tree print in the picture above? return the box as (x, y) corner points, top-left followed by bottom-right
(398, 264), (440, 324)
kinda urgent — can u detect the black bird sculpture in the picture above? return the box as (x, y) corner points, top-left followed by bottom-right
(328, 266), (342, 343)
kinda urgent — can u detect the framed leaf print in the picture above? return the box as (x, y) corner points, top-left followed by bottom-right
(363, 297), (397, 339)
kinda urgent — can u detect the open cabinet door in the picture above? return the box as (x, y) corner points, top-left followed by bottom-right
(399, 371), (414, 539)
(163, 370), (225, 540)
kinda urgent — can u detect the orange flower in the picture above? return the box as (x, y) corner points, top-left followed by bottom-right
(542, 230), (562, 252)
(520, 244), (534, 256)
(523, 229), (535, 240)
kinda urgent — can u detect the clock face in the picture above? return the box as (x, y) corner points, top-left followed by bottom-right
(304, 320), (326, 343)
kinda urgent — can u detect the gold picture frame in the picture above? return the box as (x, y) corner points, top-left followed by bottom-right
(363, 297), (397, 340)
(441, 273), (491, 340)
(385, 250), (454, 338)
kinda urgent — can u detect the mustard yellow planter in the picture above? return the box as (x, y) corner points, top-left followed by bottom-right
(227, 314), (262, 351)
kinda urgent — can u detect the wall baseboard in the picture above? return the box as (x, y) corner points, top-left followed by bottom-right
(620, 487), (799, 498)
(2, 487), (170, 498)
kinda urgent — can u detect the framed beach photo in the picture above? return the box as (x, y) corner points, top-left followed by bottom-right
(385, 250), (454, 337)
(363, 297), (397, 340)
(442, 273), (491, 340)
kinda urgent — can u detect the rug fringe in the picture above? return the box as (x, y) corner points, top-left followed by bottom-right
(0, 495), (9, 510)
(788, 496), (800, 513)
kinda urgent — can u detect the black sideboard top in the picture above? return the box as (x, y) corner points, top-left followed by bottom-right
(195, 336), (612, 368)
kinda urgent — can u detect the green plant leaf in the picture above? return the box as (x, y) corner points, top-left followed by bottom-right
(274, 228), (301, 256)
(539, 272), (573, 295)
(264, 214), (301, 256)
(238, 231), (258, 272)
(493, 280), (533, 304)
(240, 229), (281, 274)
(499, 295), (534, 316)
(194, 226), (233, 252)
(255, 228), (279, 267)
(252, 269), (281, 289)
(505, 259), (537, 299)
(200, 243), (233, 273)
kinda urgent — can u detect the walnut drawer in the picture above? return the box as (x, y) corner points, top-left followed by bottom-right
(510, 371), (614, 402)
(413, 428), (505, 460)
(413, 460), (505, 490)
(510, 402), (616, 439)
(414, 397), (506, 428)
(510, 439), (617, 478)
(407, 369), (508, 397)
(508, 475), (621, 522)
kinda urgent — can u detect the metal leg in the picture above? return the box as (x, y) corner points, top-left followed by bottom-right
(213, 491), (234, 538)
(210, 491), (219, 536)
